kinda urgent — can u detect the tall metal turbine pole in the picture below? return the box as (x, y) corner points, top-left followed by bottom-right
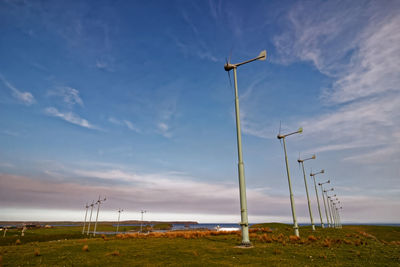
(310, 170), (325, 228)
(116, 209), (123, 233)
(327, 194), (336, 228)
(335, 199), (341, 228)
(338, 206), (343, 228)
(321, 184), (332, 227)
(93, 196), (106, 237)
(224, 50), (267, 246)
(82, 203), (89, 235)
(332, 201), (338, 228)
(278, 127), (303, 237)
(140, 210), (146, 233)
(298, 154), (316, 231)
(86, 201), (95, 235)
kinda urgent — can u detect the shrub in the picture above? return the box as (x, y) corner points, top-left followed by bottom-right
(273, 248), (283, 255)
(15, 239), (21, 245)
(82, 245), (89, 252)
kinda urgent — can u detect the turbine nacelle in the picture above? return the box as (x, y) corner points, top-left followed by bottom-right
(224, 50), (267, 72)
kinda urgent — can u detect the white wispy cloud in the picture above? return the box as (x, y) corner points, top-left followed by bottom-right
(242, 1), (400, 164)
(108, 117), (141, 133)
(157, 122), (171, 138)
(48, 86), (84, 107)
(123, 120), (140, 133)
(45, 107), (98, 130)
(0, 73), (35, 105)
(108, 117), (122, 125)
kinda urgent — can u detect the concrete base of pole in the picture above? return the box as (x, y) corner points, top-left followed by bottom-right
(321, 224), (325, 228)
(237, 242), (253, 248)
(312, 225), (315, 231)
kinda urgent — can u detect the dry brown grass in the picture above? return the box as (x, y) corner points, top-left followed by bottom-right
(0, 255), (3, 267)
(258, 234), (273, 243)
(273, 248), (283, 255)
(249, 233), (258, 239)
(343, 239), (352, 244)
(107, 250), (120, 256)
(15, 239), (21, 245)
(115, 230), (239, 240)
(289, 235), (300, 243)
(358, 231), (376, 239)
(308, 235), (317, 242)
(82, 244), (89, 252)
(249, 227), (272, 233)
(322, 238), (331, 248)
(34, 248), (41, 256)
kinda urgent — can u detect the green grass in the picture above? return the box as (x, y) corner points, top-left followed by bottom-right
(0, 224), (399, 266)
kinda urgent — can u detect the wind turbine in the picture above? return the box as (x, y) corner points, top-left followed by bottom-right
(93, 196), (106, 237)
(82, 203), (89, 234)
(338, 206), (343, 228)
(278, 126), (303, 237)
(86, 201), (95, 235)
(327, 193), (336, 228)
(116, 208), (124, 234)
(310, 169), (325, 228)
(140, 210), (146, 233)
(224, 49), (267, 246)
(334, 198), (341, 228)
(319, 181), (332, 227)
(331, 200), (338, 228)
(298, 154), (316, 231)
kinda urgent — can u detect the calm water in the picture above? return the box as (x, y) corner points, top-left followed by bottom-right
(113, 223), (242, 231)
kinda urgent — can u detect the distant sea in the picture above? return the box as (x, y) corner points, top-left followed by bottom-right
(114, 223), (241, 231)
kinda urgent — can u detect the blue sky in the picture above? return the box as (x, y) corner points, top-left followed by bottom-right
(0, 0), (399, 223)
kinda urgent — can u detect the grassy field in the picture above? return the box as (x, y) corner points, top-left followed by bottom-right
(0, 223), (399, 266)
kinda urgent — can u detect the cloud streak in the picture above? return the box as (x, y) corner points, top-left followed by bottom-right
(108, 117), (141, 133)
(0, 73), (35, 105)
(45, 107), (98, 130)
(48, 87), (84, 107)
(241, 1), (400, 164)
